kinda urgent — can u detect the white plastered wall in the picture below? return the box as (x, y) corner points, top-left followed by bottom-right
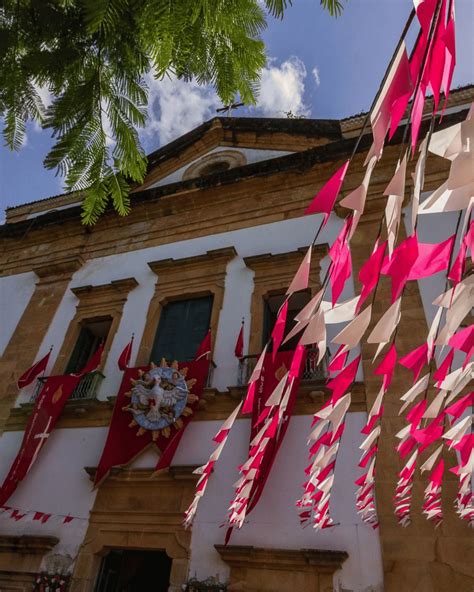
(0, 212), (381, 591)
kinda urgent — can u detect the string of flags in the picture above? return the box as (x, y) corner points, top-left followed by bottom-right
(184, 0), (473, 534)
(0, 505), (86, 524)
(2, 0), (471, 538)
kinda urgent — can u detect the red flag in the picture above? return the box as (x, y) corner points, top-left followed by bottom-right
(118, 336), (134, 371)
(17, 350), (51, 389)
(234, 323), (244, 359)
(94, 358), (210, 486)
(194, 330), (211, 361)
(75, 342), (104, 376)
(0, 373), (83, 506)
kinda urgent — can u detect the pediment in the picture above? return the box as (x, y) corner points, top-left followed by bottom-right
(136, 116), (342, 191)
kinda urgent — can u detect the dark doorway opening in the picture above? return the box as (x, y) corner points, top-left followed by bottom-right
(95, 549), (172, 592)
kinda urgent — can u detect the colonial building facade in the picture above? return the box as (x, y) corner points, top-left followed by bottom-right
(0, 86), (473, 592)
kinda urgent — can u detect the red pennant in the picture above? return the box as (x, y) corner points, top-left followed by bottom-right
(76, 342), (104, 376)
(234, 324), (244, 359)
(17, 350), (51, 389)
(194, 330), (212, 361)
(118, 336), (134, 371)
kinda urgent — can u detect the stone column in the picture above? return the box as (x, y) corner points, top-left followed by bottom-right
(0, 255), (84, 434)
(350, 211), (474, 592)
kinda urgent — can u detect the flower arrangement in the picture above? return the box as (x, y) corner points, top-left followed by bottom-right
(33, 573), (69, 592)
(183, 576), (227, 591)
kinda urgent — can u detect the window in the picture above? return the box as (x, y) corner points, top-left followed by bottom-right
(95, 549), (171, 592)
(64, 317), (112, 374)
(150, 296), (213, 363)
(262, 291), (312, 351)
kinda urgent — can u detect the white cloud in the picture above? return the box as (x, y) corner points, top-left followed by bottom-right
(256, 57), (310, 117)
(312, 66), (321, 87)
(36, 84), (53, 109)
(140, 56), (311, 150)
(141, 72), (220, 148)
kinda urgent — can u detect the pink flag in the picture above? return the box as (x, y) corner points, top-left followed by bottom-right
(445, 392), (474, 421)
(374, 344), (397, 391)
(449, 221), (473, 286)
(428, 0), (447, 111)
(430, 458), (445, 487)
(399, 343), (428, 382)
(305, 161), (350, 224)
(449, 325), (474, 365)
(381, 235), (419, 302)
(415, 0), (438, 33)
(406, 399), (427, 429)
(326, 355), (360, 403)
(411, 85), (427, 154)
(371, 43), (413, 151)
(287, 246), (312, 295)
(328, 345), (349, 373)
(433, 349), (454, 384)
(357, 239), (387, 313)
(271, 300), (289, 361)
(407, 234), (455, 280)
(449, 325), (474, 354)
(441, 4), (456, 111)
(329, 218), (353, 305)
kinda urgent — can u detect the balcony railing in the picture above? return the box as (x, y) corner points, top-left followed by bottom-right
(237, 348), (328, 387)
(31, 371), (105, 403)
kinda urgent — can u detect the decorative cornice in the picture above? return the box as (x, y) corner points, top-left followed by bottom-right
(148, 247), (237, 276)
(33, 254), (84, 279)
(215, 544), (348, 570)
(71, 277), (138, 299)
(243, 245), (327, 271)
(84, 465), (200, 483)
(0, 535), (59, 555)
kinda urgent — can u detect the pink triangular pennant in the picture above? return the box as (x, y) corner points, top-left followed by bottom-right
(305, 161), (350, 224)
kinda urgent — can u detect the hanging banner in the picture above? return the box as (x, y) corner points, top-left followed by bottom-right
(0, 374), (83, 506)
(94, 358), (210, 485)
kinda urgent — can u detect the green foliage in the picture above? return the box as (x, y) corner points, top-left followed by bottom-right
(0, 0), (345, 224)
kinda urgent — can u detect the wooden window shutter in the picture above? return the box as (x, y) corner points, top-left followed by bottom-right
(150, 295), (213, 363)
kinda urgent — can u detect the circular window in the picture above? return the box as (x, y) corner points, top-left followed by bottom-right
(199, 161), (231, 176)
(182, 150), (246, 181)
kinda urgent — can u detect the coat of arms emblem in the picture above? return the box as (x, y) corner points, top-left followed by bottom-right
(123, 359), (198, 440)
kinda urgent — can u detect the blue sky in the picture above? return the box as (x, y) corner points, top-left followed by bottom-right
(1, 0), (473, 212)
